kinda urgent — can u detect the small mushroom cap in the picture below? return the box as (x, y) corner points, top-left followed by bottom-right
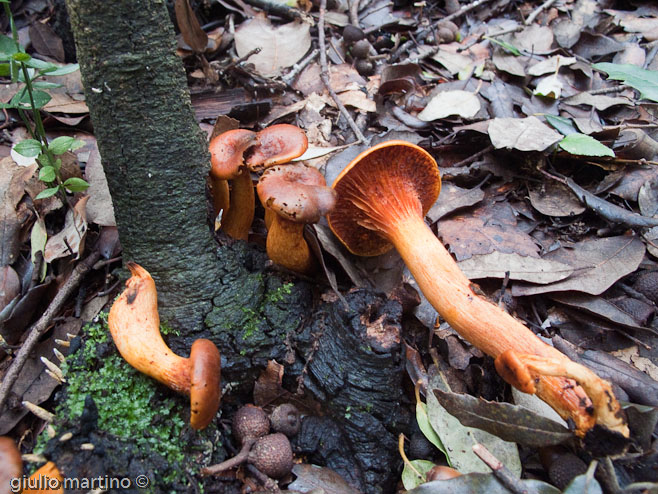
(257, 164), (336, 223)
(327, 140), (441, 256)
(494, 349), (536, 394)
(209, 129), (257, 180)
(426, 465), (461, 482)
(246, 124), (308, 171)
(0, 437), (22, 490)
(189, 339), (222, 430)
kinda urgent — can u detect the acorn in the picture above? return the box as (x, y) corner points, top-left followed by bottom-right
(233, 404), (270, 445)
(355, 58), (375, 76)
(539, 446), (588, 491)
(343, 25), (365, 43)
(351, 39), (372, 59)
(270, 403), (301, 438)
(633, 271), (658, 304)
(425, 465), (461, 482)
(248, 433), (294, 478)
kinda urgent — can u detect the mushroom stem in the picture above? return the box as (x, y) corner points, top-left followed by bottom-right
(382, 212), (599, 434)
(221, 171), (255, 241)
(109, 263), (221, 429)
(210, 177), (230, 225)
(267, 216), (315, 274)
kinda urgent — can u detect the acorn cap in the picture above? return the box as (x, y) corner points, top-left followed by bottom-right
(327, 141), (441, 256)
(189, 339), (222, 430)
(233, 405), (270, 444)
(257, 164), (336, 224)
(248, 433), (293, 478)
(209, 129), (258, 180)
(246, 124), (308, 171)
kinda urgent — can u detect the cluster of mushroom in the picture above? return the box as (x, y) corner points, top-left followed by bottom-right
(325, 140), (629, 441)
(0, 437), (63, 494)
(209, 124), (336, 275)
(201, 403), (300, 480)
(108, 263), (221, 430)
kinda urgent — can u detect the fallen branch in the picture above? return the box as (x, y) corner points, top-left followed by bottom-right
(524, 0), (557, 25)
(318, 0), (366, 143)
(441, 0), (495, 24)
(0, 250), (101, 412)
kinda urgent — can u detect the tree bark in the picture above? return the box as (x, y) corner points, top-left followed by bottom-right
(66, 0), (222, 331)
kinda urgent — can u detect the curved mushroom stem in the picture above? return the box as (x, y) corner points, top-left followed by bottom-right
(109, 263), (221, 429)
(380, 212), (620, 436)
(221, 171), (255, 241)
(267, 215), (315, 274)
(210, 177), (230, 228)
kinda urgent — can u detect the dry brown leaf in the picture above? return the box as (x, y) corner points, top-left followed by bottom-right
(82, 139), (115, 226)
(29, 22), (65, 62)
(44, 196), (89, 262)
(234, 14), (311, 77)
(174, 0), (208, 53)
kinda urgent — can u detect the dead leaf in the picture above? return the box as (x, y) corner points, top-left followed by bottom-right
(174, 0), (208, 53)
(511, 235), (645, 296)
(29, 22), (65, 62)
(527, 55), (576, 76)
(437, 199), (540, 261)
(528, 182), (586, 217)
(82, 139), (115, 226)
(253, 360), (288, 407)
(290, 464), (362, 494)
(418, 90), (481, 121)
(336, 90), (376, 113)
(0, 265), (20, 313)
(432, 50), (474, 75)
(513, 24), (554, 53)
(0, 157), (37, 265)
(457, 252), (574, 284)
(44, 196), (90, 262)
(492, 49), (526, 77)
(488, 116), (562, 152)
(234, 14), (311, 77)
(427, 183), (484, 223)
(563, 92), (632, 110)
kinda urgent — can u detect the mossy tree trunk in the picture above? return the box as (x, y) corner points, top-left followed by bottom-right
(66, 0), (222, 331)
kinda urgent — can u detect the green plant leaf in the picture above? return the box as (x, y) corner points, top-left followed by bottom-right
(486, 36), (521, 56)
(24, 58), (56, 71)
(0, 34), (20, 59)
(401, 460), (435, 490)
(593, 63), (658, 103)
(38, 165), (56, 182)
(15, 89), (51, 109)
(11, 52), (30, 62)
(545, 115), (578, 135)
(559, 133), (615, 157)
(49, 136), (84, 155)
(29, 89), (51, 109)
(0, 63), (11, 77)
(44, 63), (79, 76)
(32, 81), (62, 89)
(36, 186), (60, 199)
(417, 401), (450, 463)
(30, 218), (47, 265)
(14, 139), (43, 157)
(62, 177), (90, 192)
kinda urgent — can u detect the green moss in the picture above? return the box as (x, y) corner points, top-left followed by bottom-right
(50, 313), (214, 487)
(264, 282), (293, 304)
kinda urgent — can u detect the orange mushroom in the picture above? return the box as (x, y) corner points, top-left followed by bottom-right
(209, 125), (309, 240)
(109, 263), (221, 430)
(257, 164), (336, 274)
(209, 129), (258, 240)
(327, 140), (628, 439)
(0, 438), (63, 494)
(0, 437), (22, 494)
(22, 462), (63, 494)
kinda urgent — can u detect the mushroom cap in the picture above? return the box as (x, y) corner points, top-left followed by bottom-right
(494, 349), (537, 394)
(246, 124), (308, 171)
(257, 164), (336, 223)
(0, 437), (22, 490)
(327, 140), (441, 256)
(209, 129), (257, 180)
(189, 339), (222, 430)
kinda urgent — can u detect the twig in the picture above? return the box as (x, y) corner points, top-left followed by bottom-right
(588, 85), (628, 95)
(524, 0), (556, 25)
(348, 0), (360, 26)
(318, 0), (366, 143)
(451, 144), (494, 167)
(473, 444), (539, 494)
(643, 40), (658, 69)
(441, 0), (495, 24)
(0, 250), (101, 412)
(240, 0), (315, 24)
(457, 25), (523, 52)
(282, 48), (319, 86)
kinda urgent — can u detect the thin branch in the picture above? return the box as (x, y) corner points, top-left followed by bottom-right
(441, 0), (495, 24)
(348, 0), (360, 26)
(318, 0), (366, 143)
(524, 0), (557, 26)
(473, 444), (539, 494)
(282, 48), (319, 86)
(0, 250), (101, 412)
